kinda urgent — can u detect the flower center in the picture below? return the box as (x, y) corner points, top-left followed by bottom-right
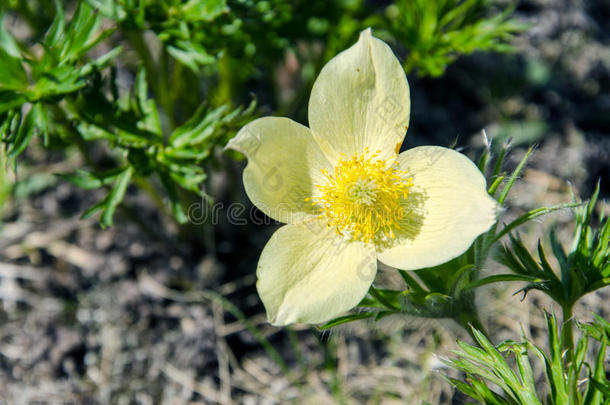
(308, 148), (413, 243)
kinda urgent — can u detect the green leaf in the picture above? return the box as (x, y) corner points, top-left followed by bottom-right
(465, 274), (544, 290)
(0, 90), (27, 114)
(57, 167), (126, 189)
(588, 379), (610, 403)
(497, 146), (534, 205)
(544, 313), (570, 405)
(168, 168), (206, 194)
(157, 169), (188, 224)
(168, 102), (256, 168)
(31, 65), (87, 99)
(507, 234), (547, 277)
(583, 338), (607, 405)
(391, 0), (526, 76)
(82, 167), (133, 227)
(318, 312), (379, 330)
(488, 174), (505, 196)
(166, 43), (216, 72)
(59, 1), (103, 62)
(446, 312), (608, 405)
(584, 314), (610, 342)
(512, 343), (537, 397)
(495, 202), (582, 242)
(369, 286), (401, 311)
(492, 138), (511, 178)
(100, 166), (132, 227)
(496, 184), (610, 309)
(470, 329), (528, 401)
(84, 0), (127, 20)
(44, 0), (66, 50)
(445, 324), (545, 404)
(0, 48), (28, 90)
(6, 105), (37, 160)
(81, 198), (106, 220)
(80, 46), (123, 75)
(0, 14), (23, 59)
(134, 68), (162, 136)
(398, 270), (427, 293)
(181, 0), (228, 22)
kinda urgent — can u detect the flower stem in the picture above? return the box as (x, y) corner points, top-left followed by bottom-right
(561, 301), (575, 362)
(456, 311), (490, 343)
(126, 30), (174, 128)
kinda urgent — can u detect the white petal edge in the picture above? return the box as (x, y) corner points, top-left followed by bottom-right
(308, 28), (410, 164)
(377, 146), (499, 270)
(257, 221), (377, 325)
(226, 117), (331, 224)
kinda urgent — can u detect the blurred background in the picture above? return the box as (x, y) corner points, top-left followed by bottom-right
(0, 0), (609, 403)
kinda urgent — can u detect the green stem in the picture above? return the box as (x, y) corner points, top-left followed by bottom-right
(213, 51), (233, 107)
(159, 45), (175, 128)
(168, 54), (183, 121)
(133, 176), (173, 220)
(127, 30), (174, 128)
(127, 30), (159, 83)
(456, 311), (490, 343)
(561, 302), (575, 363)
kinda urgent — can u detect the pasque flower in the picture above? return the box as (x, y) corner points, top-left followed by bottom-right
(227, 29), (498, 326)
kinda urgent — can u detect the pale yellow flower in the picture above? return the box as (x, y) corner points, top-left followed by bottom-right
(227, 29), (498, 326)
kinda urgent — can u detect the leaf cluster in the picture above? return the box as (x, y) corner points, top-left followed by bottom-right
(1, 1), (257, 227)
(61, 67), (255, 226)
(1, 1), (526, 227)
(87, 0), (362, 75)
(475, 182), (609, 315)
(383, 0), (527, 76)
(1, 2), (117, 160)
(446, 313), (609, 405)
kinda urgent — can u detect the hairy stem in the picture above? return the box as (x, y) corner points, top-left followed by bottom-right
(562, 301), (575, 362)
(127, 30), (174, 128)
(457, 310), (490, 343)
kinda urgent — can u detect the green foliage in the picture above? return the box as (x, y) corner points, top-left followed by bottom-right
(0, 147), (12, 215)
(62, 65), (255, 226)
(581, 314), (610, 343)
(384, 0), (527, 76)
(0, 1), (256, 226)
(1, 0), (525, 227)
(474, 182), (609, 312)
(0, 1), (117, 159)
(87, 0), (228, 72)
(87, 0), (359, 76)
(0, 2), (117, 105)
(445, 313), (609, 405)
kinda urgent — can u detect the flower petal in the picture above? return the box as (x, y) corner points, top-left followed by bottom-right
(377, 146), (498, 270)
(257, 221), (377, 325)
(308, 28), (410, 163)
(226, 117), (331, 224)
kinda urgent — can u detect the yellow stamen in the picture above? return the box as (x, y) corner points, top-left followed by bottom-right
(309, 148), (413, 243)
